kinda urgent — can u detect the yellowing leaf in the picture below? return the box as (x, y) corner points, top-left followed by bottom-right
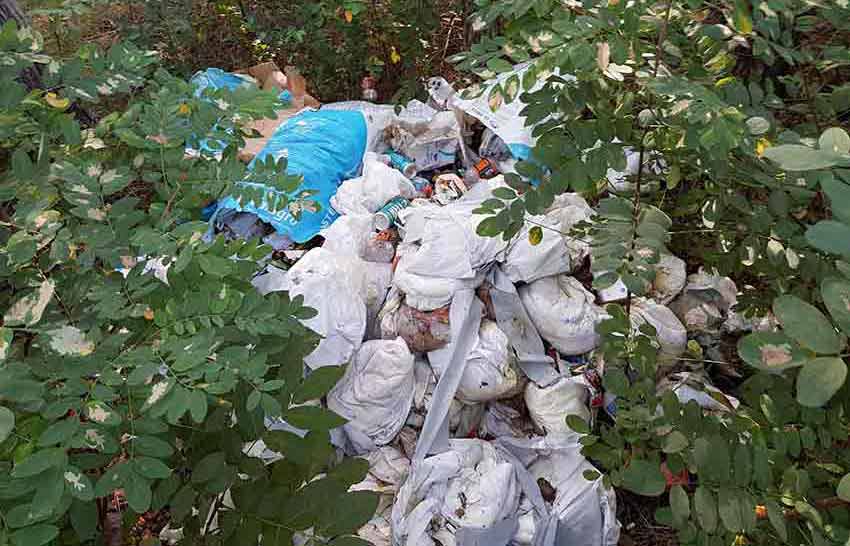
(528, 225), (543, 246)
(45, 326), (94, 356)
(177, 103), (191, 116)
(344, 9), (353, 23)
(756, 138), (770, 157)
(390, 46), (401, 64)
(4, 280), (55, 327)
(44, 92), (70, 110)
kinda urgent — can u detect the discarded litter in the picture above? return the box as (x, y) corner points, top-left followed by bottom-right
(192, 61), (749, 546)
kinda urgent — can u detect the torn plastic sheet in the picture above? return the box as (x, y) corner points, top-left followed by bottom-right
(487, 267), (560, 388)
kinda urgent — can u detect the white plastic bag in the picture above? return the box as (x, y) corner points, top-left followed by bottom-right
(331, 155), (416, 216)
(519, 275), (605, 355)
(320, 213), (374, 258)
(525, 376), (590, 435)
(651, 253), (687, 305)
(668, 269), (739, 333)
(327, 338), (416, 453)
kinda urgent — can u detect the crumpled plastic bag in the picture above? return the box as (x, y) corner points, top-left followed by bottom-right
(384, 101), (459, 172)
(328, 338), (416, 453)
(525, 376), (591, 435)
(479, 402), (536, 440)
(382, 301), (452, 353)
(331, 154), (416, 216)
(519, 275), (605, 355)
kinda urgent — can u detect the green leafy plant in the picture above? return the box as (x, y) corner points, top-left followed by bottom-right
(0, 20), (374, 545)
(461, 0), (850, 544)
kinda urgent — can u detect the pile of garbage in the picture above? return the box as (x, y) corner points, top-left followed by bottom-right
(188, 62), (767, 546)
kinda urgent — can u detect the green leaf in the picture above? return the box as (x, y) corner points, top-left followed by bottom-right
(821, 177), (850, 223)
(134, 436), (174, 458)
(12, 448), (66, 478)
(670, 485), (690, 526)
(694, 486), (717, 533)
(134, 456), (172, 479)
(718, 488), (742, 533)
(773, 295), (842, 354)
(762, 145), (841, 171)
(283, 406), (346, 431)
(621, 459), (666, 497)
(3, 280), (55, 327)
(733, 444), (751, 487)
(125, 471), (151, 513)
(247, 390), (261, 411)
(188, 390), (208, 423)
(819, 127), (850, 154)
(565, 414), (590, 434)
(486, 57), (513, 73)
(38, 416), (80, 446)
(321, 490), (380, 535)
(0, 327), (12, 362)
(837, 473), (850, 502)
(822, 278), (850, 336)
(737, 331), (808, 371)
(70, 499), (98, 540)
(806, 221), (850, 258)
(662, 431), (688, 454)
(192, 452), (226, 484)
(10, 524), (58, 546)
(796, 357), (847, 407)
(170, 485), (196, 523)
(328, 457), (370, 487)
(0, 406), (15, 443)
(765, 499), (787, 541)
(493, 187), (517, 200)
(329, 537), (372, 546)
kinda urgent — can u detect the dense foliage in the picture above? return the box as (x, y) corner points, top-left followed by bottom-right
(461, 0), (850, 545)
(0, 20), (376, 546)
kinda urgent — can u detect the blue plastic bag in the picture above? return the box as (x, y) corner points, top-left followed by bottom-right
(215, 109), (368, 243)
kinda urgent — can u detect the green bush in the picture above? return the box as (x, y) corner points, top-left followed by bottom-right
(0, 21), (374, 546)
(463, 0), (850, 544)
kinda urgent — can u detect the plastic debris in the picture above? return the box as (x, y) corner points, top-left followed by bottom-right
(331, 154), (416, 216)
(525, 376), (591, 435)
(328, 338), (416, 454)
(519, 275), (605, 356)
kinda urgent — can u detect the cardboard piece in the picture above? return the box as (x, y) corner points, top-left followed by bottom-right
(236, 62), (321, 163)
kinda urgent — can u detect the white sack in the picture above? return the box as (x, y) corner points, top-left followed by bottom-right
(630, 298), (687, 361)
(498, 435), (620, 546)
(651, 253), (687, 305)
(331, 154), (416, 216)
(327, 338), (415, 453)
(525, 376), (591, 435)
(321, 213), (374, 258)
(456, 320), (523, 403)
(668, 269), (739, 333)
(503, 193), (594, 284)
(391, 439), (525, 546)
(519, 275), (605, 356)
